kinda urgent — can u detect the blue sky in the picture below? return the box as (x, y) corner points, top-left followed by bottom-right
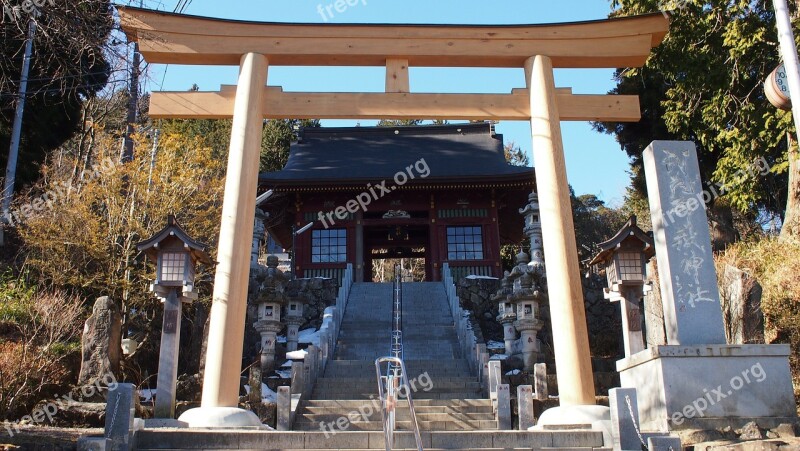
(136, 0), (634, 205)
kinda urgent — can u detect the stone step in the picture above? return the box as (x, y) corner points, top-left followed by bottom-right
(294, 418), (498, 431)
(135, 430), (605, 450)
(296, 411), (496, 423)
(299, 405), (494, 415)
(310, 392), (484, 400)
(300, 399), (493, 408)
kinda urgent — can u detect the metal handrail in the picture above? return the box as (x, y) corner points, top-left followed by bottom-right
(375, 356), (424, 451)
(390, 265), (403, 375)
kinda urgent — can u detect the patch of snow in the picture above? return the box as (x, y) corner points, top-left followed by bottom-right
(138, 388), (155, 402)
(286, 349), (308, 359)
(298, 328), (320, 346)
(280, 360), (292, 368)
(242, 384), (279, 404)
(506, 369), (521, 375)
(486, 341), (505, 350)
(466, 275), (499, 280)
(489, 354), (508, 360)
(276, 369), (292, 379)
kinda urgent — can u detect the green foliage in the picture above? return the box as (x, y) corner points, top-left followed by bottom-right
(571, 190), (628, 264)
(1, 0), (114, 190)
(504, 142), (530, 167)
(0, 271), (34, 325)
(596, 0), (793, 221)
(261, 119), (320, 172)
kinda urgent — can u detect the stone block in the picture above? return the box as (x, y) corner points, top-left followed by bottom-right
(609, 387), (641, 451)
(618, 344), (796, 431)
(492, 431), (553, 448)
(534, 362), (548, 400)
(430, 431), (493, 449)
(238, 431), (304, 449)
(277, 386), (291, 431)
(517, 385), (535, 430)
(643, 140), (726, 345)
(104, 383), (136, 451)
(720, 264), (764, 344)
(497, 383), (512, 430)
(647, 435), (682, 450)
(77, 437), (109, 451)
(142, 418), (186, 428)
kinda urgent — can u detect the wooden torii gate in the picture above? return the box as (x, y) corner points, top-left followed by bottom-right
(120, 7), (669, 428)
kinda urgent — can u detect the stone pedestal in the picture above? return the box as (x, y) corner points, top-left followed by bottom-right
(285, 317), (303, 352)
(514, 319), (541, 371)
(154, 289), (183, 419)
(254, 320), (283, 373)
(617, 344), (796, 431)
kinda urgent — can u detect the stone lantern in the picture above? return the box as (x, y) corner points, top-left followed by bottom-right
(284, 287), (308, 352)
(505, 251), (544, 371)
(519, 191), (545, 271)
(589, 216), (654, 358)
(253, 255), (288, 372)
(511, 271), (544, 371)
(137, 215), (212, 418)
(492, 272), (516, 355)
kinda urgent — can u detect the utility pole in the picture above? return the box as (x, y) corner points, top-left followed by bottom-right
(774, 0), (800, 135)
(120, 0), (143, 163)
(1, 18), (37, 247)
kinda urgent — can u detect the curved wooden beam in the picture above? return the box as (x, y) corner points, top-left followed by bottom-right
(119, 6), (669, 68)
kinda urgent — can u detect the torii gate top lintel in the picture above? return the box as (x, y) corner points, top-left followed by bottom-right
(119, 6), (669, 68)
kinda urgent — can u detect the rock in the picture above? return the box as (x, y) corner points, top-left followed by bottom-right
(78, 297), (122, 389)
(772, 423), (797, 439)
(679, 429), (725, 445)
(720, 265), (765, 344)
(738, 421), (765, 440)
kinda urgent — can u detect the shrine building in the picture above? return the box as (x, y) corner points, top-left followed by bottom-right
(258, 122), (534, 283)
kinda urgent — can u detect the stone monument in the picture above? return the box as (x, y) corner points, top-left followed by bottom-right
(617, 141), (796, 431)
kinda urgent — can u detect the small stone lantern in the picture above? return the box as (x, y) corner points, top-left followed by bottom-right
(589, 216), (654, 357)
(511, 270), (544, 371)
(137, 215), (212, 418)
(254, 255), (288, 372)
(492, 273), (516, 355)
(284, 287), (308, 352)
(519, 191), (545, 271)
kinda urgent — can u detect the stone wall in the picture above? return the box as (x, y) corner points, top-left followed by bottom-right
(456, 277), (501, 345)
(456, 274), (620, 361)
(582, 274), (622, 359)
(243, 270), (339, 362)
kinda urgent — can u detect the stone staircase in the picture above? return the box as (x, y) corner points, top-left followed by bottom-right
(134, 281), (607, 450)
(294, 282), (490, 432)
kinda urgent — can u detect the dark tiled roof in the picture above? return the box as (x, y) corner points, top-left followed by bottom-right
(259, 123), (532, 186)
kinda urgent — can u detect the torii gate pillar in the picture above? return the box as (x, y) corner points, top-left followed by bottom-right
(526, 55), (610, 434)
(179, 52), (268, 428)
